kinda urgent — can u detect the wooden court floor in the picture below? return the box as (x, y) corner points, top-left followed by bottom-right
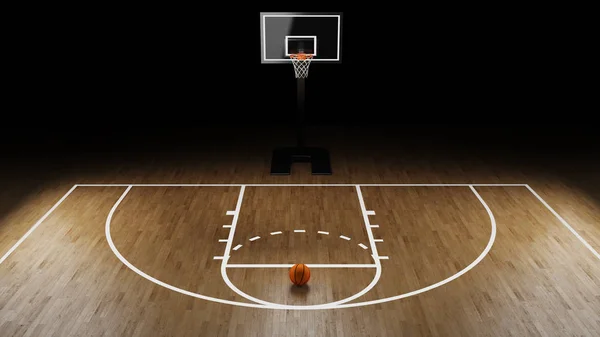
(1, 181), (599, 336)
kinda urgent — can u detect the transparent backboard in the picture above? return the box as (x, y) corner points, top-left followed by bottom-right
(260, 12), (342, 63)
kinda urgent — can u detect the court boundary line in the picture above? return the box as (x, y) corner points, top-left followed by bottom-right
(0, 185), (78, 265)
(525, 184), (600, 261)
(76, 184), (527, 187)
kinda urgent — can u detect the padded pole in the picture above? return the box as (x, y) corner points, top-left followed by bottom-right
(296, 78), (305, 147)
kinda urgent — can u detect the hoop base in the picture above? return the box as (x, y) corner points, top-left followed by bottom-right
(270, 147), (332, 175)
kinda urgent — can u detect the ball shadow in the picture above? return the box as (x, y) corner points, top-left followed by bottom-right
(289, 284), (311, 298)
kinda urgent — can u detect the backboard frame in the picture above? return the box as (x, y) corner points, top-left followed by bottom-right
(260, 12), (342, 64)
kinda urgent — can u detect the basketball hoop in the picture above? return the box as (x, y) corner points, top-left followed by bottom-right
(289, 53), (313, 78)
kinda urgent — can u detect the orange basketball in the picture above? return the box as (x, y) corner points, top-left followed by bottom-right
(289, 263), (310, 286)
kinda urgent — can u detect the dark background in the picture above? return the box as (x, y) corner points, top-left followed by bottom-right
(2, 7), (596, 155)
(1, 7), (598, 228)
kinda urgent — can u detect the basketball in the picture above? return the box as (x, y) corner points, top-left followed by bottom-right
(289, 264), (310, 286)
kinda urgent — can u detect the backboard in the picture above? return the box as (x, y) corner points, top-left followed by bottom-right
(260, 12), (342, 63)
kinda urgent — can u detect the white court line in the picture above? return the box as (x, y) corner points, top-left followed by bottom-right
(339, 235), (351, 240)
(218, 239), (228, 243)
(366, 210), (376, 215)
(378, 256), (389, 260)
(77, 183), (528, 187)
(356, 186), (381, 261)
(105, 185), (266, 309)
(249, 236), (260, 241)
(221, 186), (246, 259)
(223, 225), (232, 228)
(270, 231), (282, 235)
(217, 186), (386, 309)
(358, 243), (368, 249)
(317, 231), (329, 235)
(526, 185), (600, 261)
(226, 211), (236, 215)
(369, 225), (379, 228)
(233, 245), (243, 251)
(213, 256), (224, 260)
(331, 185), (497, 309)
(0, 185), (78, 265)
(226, 264), (377, 268)
(374, 239), (383, 242)
(104, 184), (498, 310)
(294, 229), (306, 233)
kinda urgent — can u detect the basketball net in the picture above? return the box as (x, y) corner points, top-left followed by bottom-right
(290, 53), (313, 78)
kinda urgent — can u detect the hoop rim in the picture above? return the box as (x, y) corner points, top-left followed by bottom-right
(289, 53), (314, 60)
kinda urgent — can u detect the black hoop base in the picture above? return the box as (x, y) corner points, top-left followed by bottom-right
(270, 147), (332, 175)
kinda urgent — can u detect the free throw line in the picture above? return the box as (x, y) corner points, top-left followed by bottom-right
(226, 264), (377, 268)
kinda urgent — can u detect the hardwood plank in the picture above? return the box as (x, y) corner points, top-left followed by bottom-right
(230, 186), (371, 264)
(0, 128), (599, 337)
(0, 181), (75, 257)
(109, 186), (243, 301)
(357, 186), (492, 300)
(227, 268), (376, 306)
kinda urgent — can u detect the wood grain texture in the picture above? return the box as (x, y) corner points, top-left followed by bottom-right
(0, 180), (75, 256)
(110, 186), (243, 302)
(357, 186), (492, 300)
(231, 186), (371, 264)
(1, 128), (599, 337)
(1, 184), (598, 336)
